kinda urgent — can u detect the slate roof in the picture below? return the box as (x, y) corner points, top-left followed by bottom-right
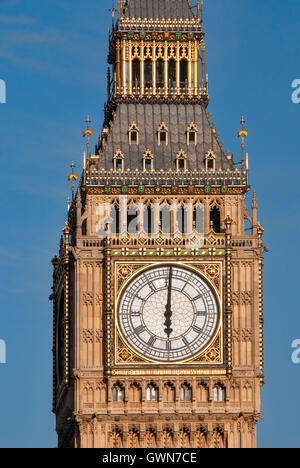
(97, 103), (232, 173)
(124, 0), (195, 20)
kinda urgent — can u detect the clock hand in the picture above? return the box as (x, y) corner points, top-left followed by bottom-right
(164, 267), (173, 338)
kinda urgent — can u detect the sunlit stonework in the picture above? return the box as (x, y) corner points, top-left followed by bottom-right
(51, 0), (266, 449)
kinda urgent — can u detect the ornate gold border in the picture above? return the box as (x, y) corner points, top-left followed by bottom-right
(113, 260), (223, 367)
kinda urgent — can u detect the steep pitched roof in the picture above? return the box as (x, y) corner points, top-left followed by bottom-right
(97, 103), (232, 172)
(124, 0), (195, 20)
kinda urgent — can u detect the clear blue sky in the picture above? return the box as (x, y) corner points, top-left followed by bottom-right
(0, 0), (299, 448)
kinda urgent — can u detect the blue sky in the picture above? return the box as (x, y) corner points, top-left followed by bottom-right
(0, 0), (299, 448)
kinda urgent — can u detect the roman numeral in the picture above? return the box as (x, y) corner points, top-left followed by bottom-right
(196, 311), (206, 316)
(148, 336), (156, 347)
(183, 337), (190, 347)
(193, 326), (203, 334)
(194, 295), (203, 301)
(134, 325), (145, 335)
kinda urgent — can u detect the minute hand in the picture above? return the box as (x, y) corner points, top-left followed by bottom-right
(164, 267), (173, 338)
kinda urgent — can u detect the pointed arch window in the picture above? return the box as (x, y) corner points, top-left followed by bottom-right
(146, 384), (158, 402)
(187, 122), (198, 145)
(213, 383), (226, 402)
(144, 58), (152, 89)
(156, 59), (164, 88)
(158, 122), (168, 146)
(113, 384), (124, 402)
(180, 59), (188, 89)
(180, 384), (192, 402)
(132, 58), (140, 88)
(143, 150), (154, 172)
(129, 122), (139, 145)
(205, 150), (216, 172)
(176, 150), (187, 172)
(113, 150), (125, 172)
(210, 206), (221, 233)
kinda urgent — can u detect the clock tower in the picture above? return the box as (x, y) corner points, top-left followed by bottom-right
(51, 0), (265, 449)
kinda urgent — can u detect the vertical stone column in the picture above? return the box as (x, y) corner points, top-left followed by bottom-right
(128, 41), (132, 94)
(152, 41), (156, 94)
(116, 39), (121, 91)
(188, 40), (192, 94)
(225, 216), (233, 378)
(176, 41), (180, 93)
(140, 40), (145, 95)
(164, 41), (168, 95)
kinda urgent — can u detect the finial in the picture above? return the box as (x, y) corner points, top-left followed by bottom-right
(238, 116), (248, 174)
(201, 0), (204, 25)
(109, 0), (117, 26)
(197, 0), (200, 19)
(83, 115), (94, 160)
(68, 161), (79, 200)
(201, 40), (206, 90)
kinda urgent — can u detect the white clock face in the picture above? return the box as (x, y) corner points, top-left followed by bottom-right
(117, 265), (219, 362)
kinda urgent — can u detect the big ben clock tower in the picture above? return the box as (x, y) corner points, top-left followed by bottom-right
(51, 0), (265, 449)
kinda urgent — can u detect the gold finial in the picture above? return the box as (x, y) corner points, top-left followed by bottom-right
(68, 161), (79, 200)
(62, 221), (71, 239)
(197, 0), (200, 19)
(83, 115), (94, 160)
(201, 0), (204, 25)
(238, 116), (248, 174)
(224, 215), (233, 232)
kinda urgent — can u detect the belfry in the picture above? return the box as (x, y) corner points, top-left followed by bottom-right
(51, 0), (265, 448)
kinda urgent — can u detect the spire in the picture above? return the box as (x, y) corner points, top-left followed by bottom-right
(68, 161), (78, 201)
(238, 116), (248, 176)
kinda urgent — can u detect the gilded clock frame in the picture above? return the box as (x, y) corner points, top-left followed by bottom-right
(112, 259), (224, 369)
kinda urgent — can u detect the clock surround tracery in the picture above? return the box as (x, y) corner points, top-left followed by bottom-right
(112, 259), (223, 368)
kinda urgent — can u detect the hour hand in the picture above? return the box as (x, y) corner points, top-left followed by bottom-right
(164, 267), (173, 338)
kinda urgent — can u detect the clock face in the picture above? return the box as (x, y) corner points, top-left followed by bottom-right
(117, 265), (219, 362)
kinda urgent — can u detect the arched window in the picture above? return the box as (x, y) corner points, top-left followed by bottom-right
(156, 59), (164, 88)
(146, 384), (158, 402)
(129, 123), (139, 145)
(113, 150), (124, 171)
(177, 205), (187, 234)
(187, 122), (198, 145)
(180, 59), (188, 89)
(111, 205), (120, 235)
(144, 59), (152, 88)
(132, 58), (140, 87)
(213, 383), (225, 402)
(180, 384), (192, 402)
(143, 205), (153, 234)
(127, 204), (138, 234)
(205, 151), (216, 172)
(113, 384), (124, 402)
(160, 203), (171, 235)
(210, 206), (221, 233)
(168, 59), (176, 89)
(158, 122), (168, 146)
(176, 151), (187, 171)
(143, 150), (154, 172)
(193, 204), (204, 234)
